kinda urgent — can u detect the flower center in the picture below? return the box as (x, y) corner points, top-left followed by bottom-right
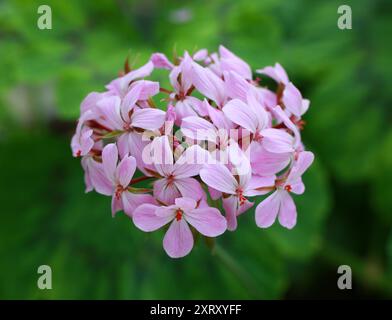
(167, 174), (175, 184)
(236, 188), (247, 206)
(253, 131), (263, 142)
(115, 185), (125, 200)
(123, 122), (132, 131)
(175, 209), (183, 221)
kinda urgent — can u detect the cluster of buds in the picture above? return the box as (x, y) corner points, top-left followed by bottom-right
(71, 46), (314, 258)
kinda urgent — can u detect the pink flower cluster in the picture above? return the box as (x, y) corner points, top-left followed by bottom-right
(71, 46), (314, 258)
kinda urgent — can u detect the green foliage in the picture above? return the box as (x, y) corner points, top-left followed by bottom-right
(0, 0), (391, 299)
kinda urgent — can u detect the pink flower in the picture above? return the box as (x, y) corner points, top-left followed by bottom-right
(218, 45), (252, 80)
(133, 197), (227, 258)
(193, 48), (209, 62)
(149, 136), (206, 204)
(250, 143), (291, 176)
(255, 151), (314, 229)
(256, 63), (289, 85)
(223, 70), (255, 102)
(71, 110), (96, 157)
(169, 53), (206, 125)
(257, 63), (309, 118)
(81, 155), (112, 194)
(71, 47), (315, 258)
(190, 60), (227, 107)
(200, 143), (275, 230)
(102, 143), (154, 216)
(282, 82), (310, 117)
(150, 53), (174, 70)
(222, 92), (298, 156)
(181, 100), (233, 149)
(97, 86), (165, 164)
(106, 61), (154, 97)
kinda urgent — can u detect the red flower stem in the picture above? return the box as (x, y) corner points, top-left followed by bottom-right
(159, 87), (172, 94)
(130, 176), (154, 185)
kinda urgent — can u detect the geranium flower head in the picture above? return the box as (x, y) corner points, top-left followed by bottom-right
(71, 46), (314, 258)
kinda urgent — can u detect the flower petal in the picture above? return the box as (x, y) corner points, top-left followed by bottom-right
(111, 195), (123, 217)
(151, 135), (174, 177)
(175, 197), (197, 211)
(224, 71), (252, 101)
(261, 128), (295, 153)
(96, 96), (124, 130)
(131, 80), (159, 100)
(150, 53), (174, 70)
(174, 177), (205, 201)
(255, 191), (281, 228)
(131, 108), (166, 130)
(222, 196), (238, 231)
(282, 82), (303, 117)
(185, 207), (227, 237)
(102, 143), (118, 183)
(181, 116), (216, 143)
(163, 219), (194, 258)
(223, 99), (258, 133)
(191, 62), (226, 106)
(219, 45), (252, 80)
(256, 63), (289, 85)
(133, 204), (173, 231)
(287, 151), (314, 183)
(278, 191), (297, 229)
(153, 178), (180, 205)
(116, 155), (137, 187)
(200, 164), (237, 195)
(122, 192), (156, 217)
(173, 145), (208, 178)
(250, 143), (291, 176)
(84, 157), (113, 196)
(244, 175), (276, 196)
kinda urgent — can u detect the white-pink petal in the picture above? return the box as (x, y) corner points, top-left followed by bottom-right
(261, 128), (295, 153)
(102, 143), (119, 183)
(191, 62), (226, 106)
(175, 197), (197, 211)
(200, 164), (237, 195)
(255, 191), (281, 228)
(116, 155), (136, 187)
(223, 99), (258, 133)
(282, 82), (303, 117)
(222, 196), (238, 231)
(163, 219), (194, 258)
(185, 207), (227, 237)
(174, 177), (205, 201)
(133, 204), (173, 232)
(131, 108), (165, 130)
(278, 191), (297, 229)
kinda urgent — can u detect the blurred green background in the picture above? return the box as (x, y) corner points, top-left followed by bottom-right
(0, 0), (391, 299)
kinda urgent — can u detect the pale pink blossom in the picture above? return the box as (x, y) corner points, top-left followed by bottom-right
(150, 53), (174, 70)
(133, 197), (227, 258)
(102, 143), (155, 216)
(149, 136), (206, 204)
(256, 151), (314, 229)
(200, 143), (275, 230)
(71, 47), (315, 258)
(256, 63), (289, 85)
